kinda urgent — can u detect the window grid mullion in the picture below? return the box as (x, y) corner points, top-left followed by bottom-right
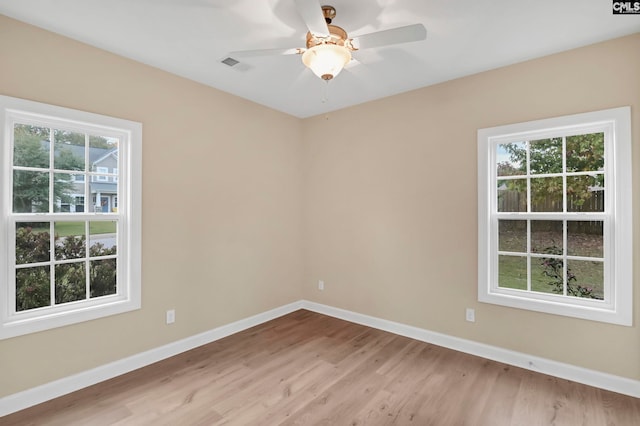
(525, 141), (532, 292)
(86, 220), (91, 300)
(49, 127), (55, 214)
(85, 134), (90, 213)
(561, 136), (567, 296)
(562, 136), (567, 214)
(526, 219), (531, 292)
(49, 221), (55, 307)
(526, 141), (531, 214)
(563, 220), (568, 296)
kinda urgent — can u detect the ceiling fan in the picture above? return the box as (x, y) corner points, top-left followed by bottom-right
(228, 0), (427, 81)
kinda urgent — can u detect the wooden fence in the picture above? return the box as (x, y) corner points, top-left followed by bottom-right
(498, 189), (604, 235)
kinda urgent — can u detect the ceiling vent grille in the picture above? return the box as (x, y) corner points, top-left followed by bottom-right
(221, 57), (240, 67)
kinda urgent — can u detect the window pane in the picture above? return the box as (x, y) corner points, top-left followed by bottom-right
(566, 133), (604, 173)
(55, 222), (86, 260)
(529, 138), (562, 174)
(90, 258), (117, 298)
(498, 255), (527, 290)
(498, 220), (526, 252)
(90, 221), (117, 255)
(87, 136), (118, 213)
(54, 172), (82, 213)
(13, 170), (49, 213)
(89, 135), (118, 150)
(55, 262), (86, 304)
(531, 177), (562, 212)
(68, 181), (86, 213)
(497, 179), (527, 212)
(568, 221), (603, 258)
(16, 265), (51, 311)
(567, 260), (603, 300)
(13, 124), (50, 168)
(89, 184), (118, 213)
(54, 130), (85, 171)
(75, 195), (85, 212)
(532, 258), (563, 295)
(567, 175), (604, 212)
(531, 221), (563, 254)
(16, 223), (50, 265)
(496, 142), (526, 176)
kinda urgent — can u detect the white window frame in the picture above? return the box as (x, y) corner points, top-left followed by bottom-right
(0, 95), (142, 339)
(477, 107), (632, 325)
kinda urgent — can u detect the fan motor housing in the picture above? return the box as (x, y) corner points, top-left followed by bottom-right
(305, 24), (350, 49)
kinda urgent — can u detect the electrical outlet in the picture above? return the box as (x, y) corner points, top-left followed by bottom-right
(166, 309), (175, 324)
(318, 280), (324, 291)
(465, 308), (475, 323)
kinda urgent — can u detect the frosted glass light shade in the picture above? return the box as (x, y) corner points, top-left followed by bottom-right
(302, 44), (352, 80)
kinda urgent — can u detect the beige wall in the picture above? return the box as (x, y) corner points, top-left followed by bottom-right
(0, 15), (304, 397)
(1, 13), (638, 399)
(302, 33), (640, 379)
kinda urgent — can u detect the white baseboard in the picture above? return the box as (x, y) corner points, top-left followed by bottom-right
(0, 300), (304, 417)
(2, 299), (638, 417)
(299, 300), (640, 399)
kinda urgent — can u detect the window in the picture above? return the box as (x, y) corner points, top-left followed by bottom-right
(0, 95), (142, 339)
(75, 195), (85, 213)
(477, 107), (632, 325)
(95, 166), (109, 182)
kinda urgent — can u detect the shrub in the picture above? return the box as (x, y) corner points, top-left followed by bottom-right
(15, 227), (116, 311)
(541, 245), (596, 298)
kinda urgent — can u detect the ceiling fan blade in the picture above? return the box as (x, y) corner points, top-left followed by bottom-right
(351, 24), (427, 50)
(228, 47), (303, 57)
(294, 0), (329, 37)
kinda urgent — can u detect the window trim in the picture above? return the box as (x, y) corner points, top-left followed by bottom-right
(477, 107), (632, 325)
(0, 95), (142, 339)
(96, 166), (109, 182)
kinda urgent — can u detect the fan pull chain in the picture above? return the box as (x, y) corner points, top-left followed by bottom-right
(321, 80), (330, 103)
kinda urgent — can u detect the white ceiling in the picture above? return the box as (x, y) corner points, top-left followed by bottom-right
(1, 0), (638, 118)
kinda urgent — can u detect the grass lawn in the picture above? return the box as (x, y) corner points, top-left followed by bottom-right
(499, 254), (604, 300)
(498, 225), (604, 299)
(25, 221), (116, 237)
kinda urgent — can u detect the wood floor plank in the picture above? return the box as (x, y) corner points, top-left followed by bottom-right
(3, 310), (640, 425)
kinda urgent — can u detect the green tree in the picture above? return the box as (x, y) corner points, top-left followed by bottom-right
(15, 124), (114, 148)
(13, 125), (84, 213)
(499, 133), (604, 210)
(54, 130), (113, 149)
(12, 130), (50, 213)
(14, 124), (49, 141)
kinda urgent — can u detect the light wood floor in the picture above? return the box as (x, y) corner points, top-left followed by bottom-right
(3, 310), (640, 425)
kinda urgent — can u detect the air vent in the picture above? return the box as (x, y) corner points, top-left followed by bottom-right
(221, 57), (240, 67)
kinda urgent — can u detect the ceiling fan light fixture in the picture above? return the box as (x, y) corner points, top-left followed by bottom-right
(302, 43), (351, 81)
